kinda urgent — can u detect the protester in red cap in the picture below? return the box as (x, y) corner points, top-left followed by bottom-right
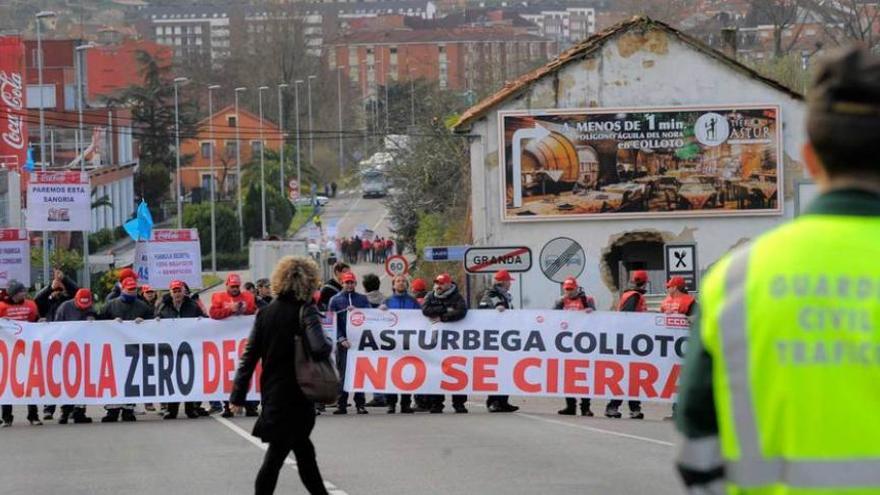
(209, 273), (258, 417)
(660, 276), (696, 317)
(554, 277), (597, 417)
(158, 280), (208, 420)
(421, 273), (469, 413)
(0, 280), (41, 427)
(98, 276), (154, 423)
(327, 270), (371, 415)
(411, 278), (428, 305)
(50, 289), (98, 425)
(106, 267), (138, 303)
(140, 284), (159, 310)
(607, 270), (649, 420)
(478, 270), (520, 413)
(209, 273), (257, 320)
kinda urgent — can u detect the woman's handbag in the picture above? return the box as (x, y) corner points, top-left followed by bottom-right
(294, 304), (339, 404)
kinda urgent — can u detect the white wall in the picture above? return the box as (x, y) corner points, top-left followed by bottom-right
(467, 28), (807, 310)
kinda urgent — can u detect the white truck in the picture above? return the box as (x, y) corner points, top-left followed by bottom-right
(361, 169), (388, 198)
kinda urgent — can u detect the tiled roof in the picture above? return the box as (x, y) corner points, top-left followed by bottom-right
(453, 16), (803, 131)
(329, 27), (549, 45)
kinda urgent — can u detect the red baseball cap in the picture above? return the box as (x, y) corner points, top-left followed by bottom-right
(667, 276), (687, 289)
(411, 278), (427, 292)
(122, 277), (137, 290)
(226, 273), (242, 287)
(118, 267), (137, 282)
(74, 288), (93, 309)
(494, 270), (514, 282)
(170, 280), (185, 290)
(341, 272), (357, 283)
(562, 277), (578, 290)
(141, 284), (154, 293)
(434, 273), (452, 285)
(630, 270), (649, 284)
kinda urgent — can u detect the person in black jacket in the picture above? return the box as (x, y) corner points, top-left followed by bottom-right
(35, 269), (78, 322)
(317, 261), (349, 311)
(230, 256), (330, 495)
(421, 273), (469, 413)
(52, 289), (97, 424)
(158, 279), (208, 419)
(478, 270), (519, 413)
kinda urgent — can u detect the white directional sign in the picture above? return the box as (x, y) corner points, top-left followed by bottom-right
(464, 246), (532, 273)
(385, 254), (409, 277)
(539, 237), (585, 282)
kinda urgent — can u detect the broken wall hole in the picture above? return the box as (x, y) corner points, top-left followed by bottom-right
(600, 230), (672, 297)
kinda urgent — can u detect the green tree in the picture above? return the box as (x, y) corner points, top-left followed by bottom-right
(109, 51), (198, 214)
(242, 182), (294, 240)
(30, 247), (84, 276)
(182, 203), (241, 255)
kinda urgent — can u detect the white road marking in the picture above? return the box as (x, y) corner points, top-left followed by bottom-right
(213, 416), (349, 495)
(515, 412), (675, 447)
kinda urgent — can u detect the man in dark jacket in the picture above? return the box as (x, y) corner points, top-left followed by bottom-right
(158, 279), (208, 419)
(52, 289), (97, 424)
(382, 275), (421, 414)
(606, 270), (648, 419)
(421, 273), (469, 413)
(327, 271), (370, 414)
(99, 276), (154, 422)
(478, 270), (519, 413)
(35, 269), (78, 322)
(318, 262), (349, 311)
(105, 267), (137, 303)
(256, 278), (273, 308)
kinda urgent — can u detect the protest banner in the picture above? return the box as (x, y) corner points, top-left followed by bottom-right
(345, 309), (689, 402)
(0, 311), (337, 405)
(26, 171), (91, 231)
(0, 229), (29, 288)
(146, 229), (203, 289)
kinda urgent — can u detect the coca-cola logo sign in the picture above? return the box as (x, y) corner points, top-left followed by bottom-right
(0, 70), (24, 151)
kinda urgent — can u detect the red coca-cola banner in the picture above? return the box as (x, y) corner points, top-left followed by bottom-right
(0, 36), (26, 172)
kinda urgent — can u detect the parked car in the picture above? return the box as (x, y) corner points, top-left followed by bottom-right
(293, 195), (329, 207)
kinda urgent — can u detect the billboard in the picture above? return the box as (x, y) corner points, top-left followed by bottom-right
(0, 36), (27, 171)
(498, 105), (782, 221)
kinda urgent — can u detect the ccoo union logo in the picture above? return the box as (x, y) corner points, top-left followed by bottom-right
(658, 315), (690, 329)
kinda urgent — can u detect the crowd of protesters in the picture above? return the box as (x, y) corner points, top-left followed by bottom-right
(337, 236), (396, 265)
(0, 257), (695, 428)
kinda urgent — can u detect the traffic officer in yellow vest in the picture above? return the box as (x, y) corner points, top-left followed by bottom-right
(675, 45), (880, 494)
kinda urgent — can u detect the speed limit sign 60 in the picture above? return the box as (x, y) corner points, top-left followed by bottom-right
(385, 255), (409, 277)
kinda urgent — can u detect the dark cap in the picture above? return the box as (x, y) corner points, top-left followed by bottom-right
(7, 280), (25, 296)
(807, 46), (880, 176)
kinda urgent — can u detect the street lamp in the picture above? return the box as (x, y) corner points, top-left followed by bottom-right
(277, 83), (289, 199)
(207, 84), (220, 274)
(294, 80), (303, 197)
(36, 10), (56, 285)
(307, 75), (316, 175)
(258, 86), (269, 238)
(74, 42), (94, 288)
(337, 69), (344, 178)
(173, 76), (188, 228)
(234, 87), (246, 248)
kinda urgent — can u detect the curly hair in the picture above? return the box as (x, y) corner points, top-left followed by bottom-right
(270, 256), (321, 301)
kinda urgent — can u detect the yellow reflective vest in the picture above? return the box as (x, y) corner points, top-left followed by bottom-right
(700, 206), (880, 494)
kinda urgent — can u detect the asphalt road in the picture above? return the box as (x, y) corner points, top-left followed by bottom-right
(0, 399), (683, 494)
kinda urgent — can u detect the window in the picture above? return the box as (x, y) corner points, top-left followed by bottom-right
(225, 141), (236, 158)
(201, 173), (212, 191)
(226, 172), (238, 193)
(227, 115), (237, 127)
(200, 142), (211, 158)
(251, 140), (263, 155)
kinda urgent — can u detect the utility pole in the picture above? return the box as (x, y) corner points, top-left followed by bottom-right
(173, 77), (188, 227)
(337, 69), (344, 178)
(277, 83), (289, 198)
(234, 87), (246, 248)
(36, 11), (56, 284)
(258, 86), (269, 238)
(207, 84), (220, 274)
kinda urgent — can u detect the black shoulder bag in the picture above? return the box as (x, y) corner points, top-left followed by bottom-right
(294, 304), (339, 404)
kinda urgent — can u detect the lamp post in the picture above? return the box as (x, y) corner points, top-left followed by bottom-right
(337, 68), (344, 178)
(36, 10), (56, 284)
(294, 80), (303, 195)
(207, 84), (220, 274)
(74, 42), (94, 288)
(258, 86), (269, 238)
(234, 87), (246, 248)
(277, 83), (289, 198)
(307, 75), (316, 173)
(173, 76), (188, 228)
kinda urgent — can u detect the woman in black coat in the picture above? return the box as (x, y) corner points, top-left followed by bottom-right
(230, 256), (330, 495)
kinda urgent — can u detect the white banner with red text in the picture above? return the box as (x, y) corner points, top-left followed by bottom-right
(344, 309), (689, 402)
(0, 315), (337, 405)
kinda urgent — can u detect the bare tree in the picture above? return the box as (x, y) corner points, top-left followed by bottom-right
(749, 0), (809, 57)
(813, 0), (880, 51)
